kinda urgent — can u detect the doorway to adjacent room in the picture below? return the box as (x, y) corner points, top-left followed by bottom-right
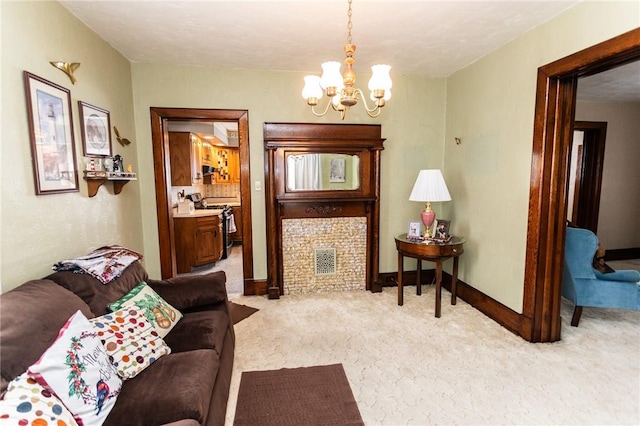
(150, 108), (255, 295)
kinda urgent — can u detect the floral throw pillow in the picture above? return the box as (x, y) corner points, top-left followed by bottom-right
(27, 310), (122, 425)
(0, 372), (78, 426)
(108, 282), (182, 337)
(90, 307), (171, 379)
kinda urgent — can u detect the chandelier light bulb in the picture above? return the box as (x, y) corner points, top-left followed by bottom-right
(302, 75), (323, 102)
(368, 64), (392, 91)
(320, 61), (343, 90)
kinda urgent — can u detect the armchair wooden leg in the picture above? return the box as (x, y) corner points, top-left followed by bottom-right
(571, 306), (583, 327)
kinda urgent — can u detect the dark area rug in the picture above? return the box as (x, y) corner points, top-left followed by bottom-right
(233, 363), (364, 426)
(229, 302), (258, 324)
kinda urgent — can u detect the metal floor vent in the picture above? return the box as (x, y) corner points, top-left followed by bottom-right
(314, 248), (336, 276)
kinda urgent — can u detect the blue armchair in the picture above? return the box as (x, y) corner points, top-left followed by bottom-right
(562, 227), (640, 326)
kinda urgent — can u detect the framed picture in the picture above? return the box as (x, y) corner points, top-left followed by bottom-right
(78, 101), (112, 157)
(435, 219), (451, 239)
(329, 157), (346, 182)
(23, 71), (79, 195)
(408, 221), (422, 238)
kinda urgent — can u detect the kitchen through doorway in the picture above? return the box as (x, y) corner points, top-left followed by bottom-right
(150, 108), (254, 295)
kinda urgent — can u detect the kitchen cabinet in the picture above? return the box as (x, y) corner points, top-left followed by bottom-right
(228, 148), (240, 183)
(214, 148), (230, 183)
(169, 132), (203, 186)
(231, 205), (242, 243)
(202, 142), (214, 166)
(174, 214), (223, 273)
(211, 147), (239, 184)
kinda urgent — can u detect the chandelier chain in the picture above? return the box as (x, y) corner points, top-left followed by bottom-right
(347, 0), (353, 45)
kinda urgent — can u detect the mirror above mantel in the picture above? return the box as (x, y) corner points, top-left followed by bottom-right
(285, 153), (360, 191)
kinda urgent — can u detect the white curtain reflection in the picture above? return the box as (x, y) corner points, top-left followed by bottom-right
(287, 154), (322, 190)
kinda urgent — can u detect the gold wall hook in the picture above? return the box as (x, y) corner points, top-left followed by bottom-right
(114, 126), (132, 146)
(50, 61), (80, 84)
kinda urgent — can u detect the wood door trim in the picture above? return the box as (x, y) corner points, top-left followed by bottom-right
(150, 108), (254, 290)
(524, 28), (640, 342)
(572, 121), (607, 232)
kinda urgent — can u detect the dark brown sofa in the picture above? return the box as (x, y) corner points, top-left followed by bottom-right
(0, 261), (234, 426)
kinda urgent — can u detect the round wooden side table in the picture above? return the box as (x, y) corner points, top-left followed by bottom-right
(395, 233), (466, 317)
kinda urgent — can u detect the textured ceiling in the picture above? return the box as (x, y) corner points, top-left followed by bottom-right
(59, 0), (639, 101)
(577, 61), (640, 102)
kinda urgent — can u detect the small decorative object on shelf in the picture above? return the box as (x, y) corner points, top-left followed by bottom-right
(113, 155), (124, 172)
(85, 171), (137, 179)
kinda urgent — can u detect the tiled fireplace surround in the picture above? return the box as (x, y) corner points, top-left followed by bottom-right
(282, 217), (368, 294)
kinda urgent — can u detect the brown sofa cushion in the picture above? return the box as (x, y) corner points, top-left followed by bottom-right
(0, 280), (93, 393)
(163, 310), (229, 356)
(46, 261), (148, 316)
(104, 349), (220, 426)
(147, 271), (228, 311)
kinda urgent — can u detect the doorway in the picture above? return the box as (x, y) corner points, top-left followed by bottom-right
(568, 122), (607, 232)
(150, 108), (255, 294)
(523, 28), (640, 342)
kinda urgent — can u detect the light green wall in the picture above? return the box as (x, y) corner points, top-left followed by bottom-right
(130, 65), (447, 280)
(444, 1), (639, 311)
(2, 0), (637, 313)
(1, 1), (142, 292)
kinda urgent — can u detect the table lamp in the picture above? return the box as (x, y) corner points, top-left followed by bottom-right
(409, 169), (451, 237)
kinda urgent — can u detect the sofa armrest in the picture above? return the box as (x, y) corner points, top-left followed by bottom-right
(594, 269), (640, 283)
(147, 271), (228, 310)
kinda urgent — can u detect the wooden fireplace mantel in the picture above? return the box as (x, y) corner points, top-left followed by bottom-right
(264, 122), (385, 299)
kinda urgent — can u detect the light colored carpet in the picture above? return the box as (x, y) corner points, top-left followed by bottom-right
(225, 286), (640, 425)
(180, 244), (244, 297)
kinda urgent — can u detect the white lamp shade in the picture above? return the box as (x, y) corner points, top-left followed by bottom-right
(302, 75), (323, 100)
(368, 64), (392, 91)
(409, 169), (452, 202)
(320, 61), (343, 90)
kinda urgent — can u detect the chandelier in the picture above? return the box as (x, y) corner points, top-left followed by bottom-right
(301, 0), (392, 120)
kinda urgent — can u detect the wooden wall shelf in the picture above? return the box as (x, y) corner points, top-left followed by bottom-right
(84, 171), (137, 197)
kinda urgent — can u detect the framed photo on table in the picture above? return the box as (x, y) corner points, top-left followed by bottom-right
(408, 221), (422, 238)
(435, 219), (451, 239)
(23, 71), (79, 195)
(78, 101), (112, 157)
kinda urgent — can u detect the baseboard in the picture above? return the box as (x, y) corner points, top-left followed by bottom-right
(244, 278), (268, 296)
(378, 270), (532, 342)
(605, 247), (640, 261)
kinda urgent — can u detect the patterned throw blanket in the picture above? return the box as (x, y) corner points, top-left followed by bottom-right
(53, 245), (143, 284)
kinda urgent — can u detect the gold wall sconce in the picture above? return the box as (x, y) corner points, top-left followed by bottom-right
(50, 61), (80, 84)
(114, 126), (132, 147)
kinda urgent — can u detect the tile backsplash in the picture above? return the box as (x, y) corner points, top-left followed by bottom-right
(204, 183), (240, 199)
(171, 183), (240, 206)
